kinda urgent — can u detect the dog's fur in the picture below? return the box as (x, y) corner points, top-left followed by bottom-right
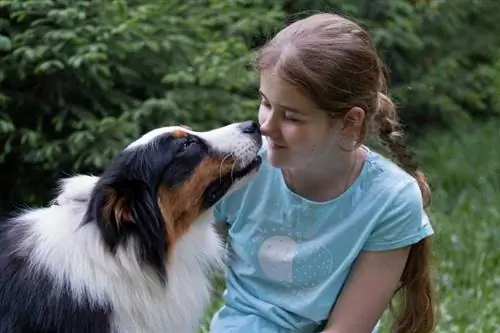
(0, 121), (262, 333)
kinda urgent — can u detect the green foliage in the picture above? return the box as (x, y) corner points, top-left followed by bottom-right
(135, 0), (283, 130)
(0, 0), (282, 212)
(2, 0), (500, 212)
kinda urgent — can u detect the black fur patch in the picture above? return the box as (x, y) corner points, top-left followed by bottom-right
(0, 219), (112, 333)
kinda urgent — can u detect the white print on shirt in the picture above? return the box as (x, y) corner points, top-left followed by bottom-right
(255, 231), (335, 290)
(258, 235), (297, 282)
(248, 201), (336, 290)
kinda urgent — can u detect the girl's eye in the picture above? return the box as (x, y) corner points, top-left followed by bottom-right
(284, 113), (300, 122)
(260, 99), (271, 108)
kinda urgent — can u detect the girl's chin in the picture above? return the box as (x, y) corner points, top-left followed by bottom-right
(266, 150), (289, 168)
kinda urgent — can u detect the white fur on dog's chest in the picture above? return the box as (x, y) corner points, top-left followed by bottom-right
(111, 219), (224, 333)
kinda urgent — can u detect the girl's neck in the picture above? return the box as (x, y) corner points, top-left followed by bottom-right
(282, 147), (366, 202)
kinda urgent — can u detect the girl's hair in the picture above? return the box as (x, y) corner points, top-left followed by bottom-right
(254, 13), (436, 333)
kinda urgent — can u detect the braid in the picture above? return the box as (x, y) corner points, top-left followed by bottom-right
(373, 92), (436, 333)
(373, 92), (431, 207)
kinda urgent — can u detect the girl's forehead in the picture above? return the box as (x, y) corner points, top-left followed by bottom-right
(259, 71), (321, 114)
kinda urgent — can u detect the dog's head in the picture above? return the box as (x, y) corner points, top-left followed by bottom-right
(84, 121), (262, 276)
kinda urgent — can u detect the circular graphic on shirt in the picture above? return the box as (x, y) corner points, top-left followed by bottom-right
(293, 243), (334, 289)
(258, 235), (297, 283)
(257, 235), (334, 289)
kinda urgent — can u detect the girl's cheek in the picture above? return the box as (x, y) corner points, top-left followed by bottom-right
(257, 105), (265, 123)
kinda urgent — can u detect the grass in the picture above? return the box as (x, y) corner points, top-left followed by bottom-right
(199, 119), (500, 333)
(415, 120), (500, 332)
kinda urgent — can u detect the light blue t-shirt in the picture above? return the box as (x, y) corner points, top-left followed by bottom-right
(210, 144), (434, 333)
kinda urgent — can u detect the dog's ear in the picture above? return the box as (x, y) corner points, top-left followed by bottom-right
(84, 180), (167, 277)
(101, 185), (134, 224)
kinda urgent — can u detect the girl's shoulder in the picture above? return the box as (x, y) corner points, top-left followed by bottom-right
(360, 146), (420, 195)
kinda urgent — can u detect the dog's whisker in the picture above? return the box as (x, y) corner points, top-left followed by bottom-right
(230, 159), (237, 182)
(219, 154), (233, 182)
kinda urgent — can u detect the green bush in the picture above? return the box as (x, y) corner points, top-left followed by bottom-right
(2, 0), (500, 225)
(0, 0), (282, 213)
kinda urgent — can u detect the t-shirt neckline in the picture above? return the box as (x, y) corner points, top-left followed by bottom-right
(277, 146), (373, 205)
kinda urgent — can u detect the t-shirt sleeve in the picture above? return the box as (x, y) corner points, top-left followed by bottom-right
(213, 199), (227, 224)
(212, 179), (249, 226)
(363, 179), (434, 251)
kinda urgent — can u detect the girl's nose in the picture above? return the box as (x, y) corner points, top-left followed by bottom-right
(259, 114), (278, 137)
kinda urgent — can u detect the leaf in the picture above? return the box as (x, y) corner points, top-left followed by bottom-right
(0, 35), (12, 51)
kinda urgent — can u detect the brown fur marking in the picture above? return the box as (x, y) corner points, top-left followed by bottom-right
(103, 187), (133, 226)
(157, 155), (235, 257)
(171, 129), (188, 138)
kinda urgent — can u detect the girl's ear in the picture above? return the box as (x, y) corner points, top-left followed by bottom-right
(337, 107), (365, 152)
(340, 106), (365, 136)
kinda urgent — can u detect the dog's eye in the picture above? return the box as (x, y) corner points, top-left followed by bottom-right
(178, 138), (195, 155)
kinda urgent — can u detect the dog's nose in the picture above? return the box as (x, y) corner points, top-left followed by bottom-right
(239, 121), (260, 134)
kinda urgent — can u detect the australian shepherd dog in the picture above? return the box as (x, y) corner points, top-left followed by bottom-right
(0, 121), (262, 333)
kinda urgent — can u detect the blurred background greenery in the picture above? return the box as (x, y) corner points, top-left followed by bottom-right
(1, 0), (498, 332)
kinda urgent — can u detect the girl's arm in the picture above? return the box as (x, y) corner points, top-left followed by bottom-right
(322, 246), (411, 333)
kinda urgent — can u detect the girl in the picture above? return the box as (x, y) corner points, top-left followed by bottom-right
(210, 12), (436, 333)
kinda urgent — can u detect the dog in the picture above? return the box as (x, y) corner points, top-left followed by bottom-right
(0, 121), (262, 333)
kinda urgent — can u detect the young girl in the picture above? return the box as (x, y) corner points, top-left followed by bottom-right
(210, 12), (436, 333)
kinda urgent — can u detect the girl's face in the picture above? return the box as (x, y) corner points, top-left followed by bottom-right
(258, 70), (354, 171)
